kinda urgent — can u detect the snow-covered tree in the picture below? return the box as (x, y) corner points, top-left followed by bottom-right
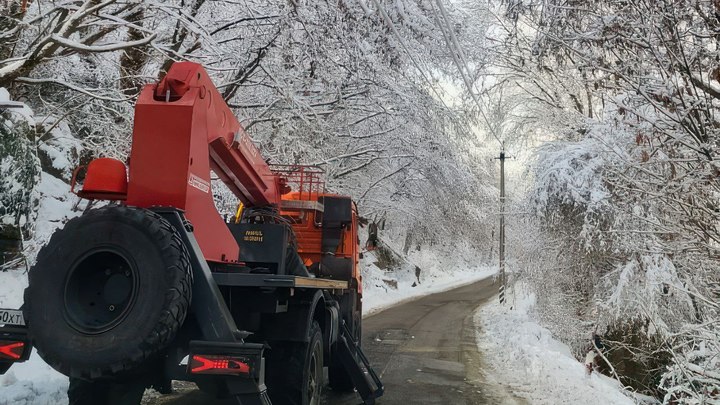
(0, 1), (501, 271)
(0, 88), (40, 266)
(489, 0), (720, 400)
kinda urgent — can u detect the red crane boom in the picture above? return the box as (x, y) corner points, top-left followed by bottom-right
(126, 62), (282, 262)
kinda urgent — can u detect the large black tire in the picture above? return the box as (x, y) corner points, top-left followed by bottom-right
(266, 321), (324, 405)
(24, 207), (192, 379)
(328, 291), (362, 392)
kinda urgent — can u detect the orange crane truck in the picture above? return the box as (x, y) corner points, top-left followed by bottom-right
(0, 62), (383, 405)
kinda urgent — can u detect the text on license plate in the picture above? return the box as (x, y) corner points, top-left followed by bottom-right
(0, 309), (25, 326)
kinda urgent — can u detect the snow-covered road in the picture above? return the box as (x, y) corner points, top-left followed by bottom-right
(326, 276), (522, 405)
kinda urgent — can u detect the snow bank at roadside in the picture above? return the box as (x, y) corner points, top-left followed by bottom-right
(0, 172), (78, 404)
(0, 268), (68, 405)
(0, 355), (67, 405)
(361, 245), (496, 315)
(475, 284), (652, 405)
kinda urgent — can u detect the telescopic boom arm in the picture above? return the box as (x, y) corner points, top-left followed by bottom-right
(126, 62), (283, 262)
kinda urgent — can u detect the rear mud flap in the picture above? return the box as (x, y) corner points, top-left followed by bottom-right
(337, 322), (384, 405)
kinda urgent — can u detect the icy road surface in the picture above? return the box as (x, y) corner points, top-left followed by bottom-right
(325, 276), (523, 405)
(144, 276), (523, 405)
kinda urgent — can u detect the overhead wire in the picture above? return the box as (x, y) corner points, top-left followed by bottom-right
(367, 0), (479, 139)
(430, 0), (504, 147)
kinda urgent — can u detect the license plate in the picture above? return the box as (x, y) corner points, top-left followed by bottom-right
(0, 309), (25, 326)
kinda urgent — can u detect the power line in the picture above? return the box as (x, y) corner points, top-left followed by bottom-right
(367, 0), (478, 139)
(369, 0), (446, 105)
(432, 0), (511, 304)
(431, 0), (503, 146)
(369, 1), (512, 303)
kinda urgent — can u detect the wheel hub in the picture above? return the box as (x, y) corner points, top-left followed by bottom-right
(64, 250), (138, 334)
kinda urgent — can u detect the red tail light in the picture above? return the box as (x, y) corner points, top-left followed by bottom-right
(0, 341), (25, 360)
(189, 354), (251, 375)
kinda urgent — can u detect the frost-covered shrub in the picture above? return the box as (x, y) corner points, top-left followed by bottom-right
(527, 126), (619, 333)
(602, 318), (672, 397)
(493, 0), (720, 400)
(660, 325), (720, 404)
(0, 88), (40, 261)
(525, 120), (704, 397)
(36, 119), (83, 182)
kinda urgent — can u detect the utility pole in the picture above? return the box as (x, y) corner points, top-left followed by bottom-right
(495, 145), (508, 304)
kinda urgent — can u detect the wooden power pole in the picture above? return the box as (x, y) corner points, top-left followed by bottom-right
(496, 146), (508, 304)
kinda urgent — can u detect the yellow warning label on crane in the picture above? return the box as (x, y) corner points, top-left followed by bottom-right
(244, 230), (263, 242)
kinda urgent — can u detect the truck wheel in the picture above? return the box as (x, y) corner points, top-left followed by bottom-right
(267, 321), (324, 405)
(24, 207), (192, 379)
(328, 292), (362, 392)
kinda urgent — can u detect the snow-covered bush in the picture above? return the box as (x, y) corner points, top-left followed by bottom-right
(491, 0), (720, 399)
(660, 325), (720, 404)
(0, 88), (40, 264)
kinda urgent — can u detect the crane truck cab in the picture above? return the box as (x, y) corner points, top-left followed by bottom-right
(0, 62), (382, 405)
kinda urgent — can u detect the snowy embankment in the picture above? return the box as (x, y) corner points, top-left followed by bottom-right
(359, 223), (497, 315)
(361, 247), (496, 315)
(475, 284), (656, 405)
(0, 173), (79, 405)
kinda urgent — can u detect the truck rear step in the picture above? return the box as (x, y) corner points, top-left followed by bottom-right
(337, 322), (384, 405)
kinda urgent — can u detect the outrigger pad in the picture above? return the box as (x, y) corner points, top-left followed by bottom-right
(336, 323), (384, 405)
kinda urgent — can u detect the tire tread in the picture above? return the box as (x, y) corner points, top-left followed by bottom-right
(24, 206), (192, 379)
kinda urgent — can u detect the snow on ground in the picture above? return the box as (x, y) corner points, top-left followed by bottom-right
(0, 354), (67, 405)
(0, 172), (80, 405)
(475, 283), (654, 405)
(360, 226), (497, 315)
(361, 247), (496, 315)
